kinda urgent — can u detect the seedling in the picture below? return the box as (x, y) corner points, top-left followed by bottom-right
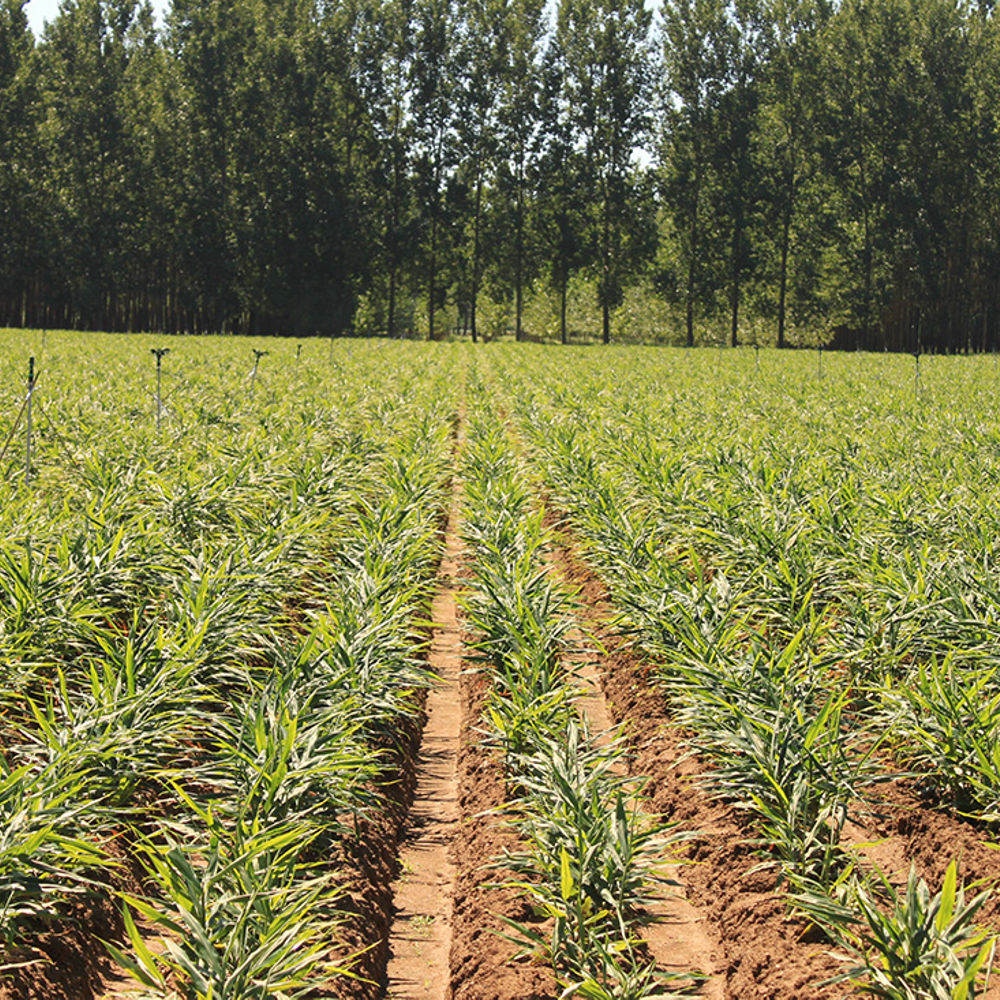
(807, 861), (996, 1000)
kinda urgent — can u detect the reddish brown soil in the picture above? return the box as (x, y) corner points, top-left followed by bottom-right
(329, 708), (427, 1000)
(384, 477), (463, 1000)
(0, 896), (119, 1000)
(861, 781), (1000, 927)
(448, 664), (557, 1000)
(0, 840), (147, 1000)
(545, 514), (844, 1000)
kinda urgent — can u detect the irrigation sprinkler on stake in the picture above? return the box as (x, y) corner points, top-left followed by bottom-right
(818, 345), (824, 379)
(25, 356), (37, 486)
(755, 343), (760, 373)
(249, 349), (269, 398)
(913, 349), (921, 398)
(151, 348), (170, 433)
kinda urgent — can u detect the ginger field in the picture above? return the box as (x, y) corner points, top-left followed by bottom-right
(0, 331), (999, 1000)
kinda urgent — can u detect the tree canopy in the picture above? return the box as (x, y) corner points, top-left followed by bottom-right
(2, 0), (999, 350)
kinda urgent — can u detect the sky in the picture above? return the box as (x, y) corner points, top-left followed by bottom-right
(25, 0), (168, 36)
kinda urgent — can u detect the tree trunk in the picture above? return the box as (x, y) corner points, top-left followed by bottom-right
(515, 168), (524, 341)
(777, 187), (792, 348)
(861, 199), (872, 351)
(730, 209), (742, 348)
(685, 158), (702, 349)
(560, 271), (568, 344)
(428, 214), (437, 341)
(388, 267), (397, 338)
(601, 174), (611, 345)
(470, 172), (482, 343)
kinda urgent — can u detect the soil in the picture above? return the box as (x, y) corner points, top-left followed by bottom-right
(447, 663), (557, 1000)
(0, 839), (150, 1000)
(851, 781), (1000, 1000)
(383, 477), (464, 1000)
(550, 551), (726, 998)
(0, 894), (120, 1000)
(11, 395), (1000, 1000)
(329, 709), (427, 1000)
(329, 435), (465, 1000)
(545, 512), (846, 1000)
(545, 506), (1000, 1000)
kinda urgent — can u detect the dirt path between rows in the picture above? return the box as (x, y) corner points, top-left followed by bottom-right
(551, 553), (725, 999)
(544, 518), (844, 1000)
(383, 470), (465, 1000)
(448, 660), (558, 1000)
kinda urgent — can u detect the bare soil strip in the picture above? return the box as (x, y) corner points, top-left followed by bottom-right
(545, 514), (844, 1000)
(548, 514), (1000, 999)
(0, 895), (124, 1000)
(844, 783), (1000, 1000)
(383, 481), (464, 1000)
(550, 552), (725, 999)
(448, 663), (558, 1000)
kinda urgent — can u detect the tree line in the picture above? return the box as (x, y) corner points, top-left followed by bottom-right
(1, 0), (998, 350)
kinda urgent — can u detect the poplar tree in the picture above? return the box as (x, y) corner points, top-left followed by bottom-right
(493, 0), (545, 341)
(0, 0), (38, 325)
(756, 0), (826, 347)
(556, 0), (653, 343)
(660, 0), (731, 346)
(410, 0), (458, 340)
(536, 36), (592, 344)
(38, 0), (154, 329)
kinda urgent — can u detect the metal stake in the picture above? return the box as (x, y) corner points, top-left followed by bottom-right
(152, 348), (170, 433)
(249, 349), (269, 398)
(25, 357), (36, 486)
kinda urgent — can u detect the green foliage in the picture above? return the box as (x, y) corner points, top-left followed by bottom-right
(494, 343), (1000, 993)
(0, 334), (457, 988)
(800, 861), (996, 1000)
(882, 658), (1000, 819)
(460, 400), (700, 997)
(111, 816), (352, 1000)
(5, 0), (1000, 344)
(0, 759), (113, 947)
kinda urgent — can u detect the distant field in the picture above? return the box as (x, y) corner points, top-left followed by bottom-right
(0, 331), (997, 999)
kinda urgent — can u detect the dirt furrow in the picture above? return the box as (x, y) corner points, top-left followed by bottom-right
(551, 554), (726, 999)
(448, 661), (558, 1000)
(383, 479), (464, 1000)
(545, 515), (844, 1000)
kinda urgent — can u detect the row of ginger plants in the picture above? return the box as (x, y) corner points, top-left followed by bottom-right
(0, 354), (458, 998)
(486, 356), (998, 1000)
(457, 387), (698, 1000)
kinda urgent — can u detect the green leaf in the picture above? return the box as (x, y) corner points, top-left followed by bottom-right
(935, 859), (957, 935)
(560, 847), (574, 902)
